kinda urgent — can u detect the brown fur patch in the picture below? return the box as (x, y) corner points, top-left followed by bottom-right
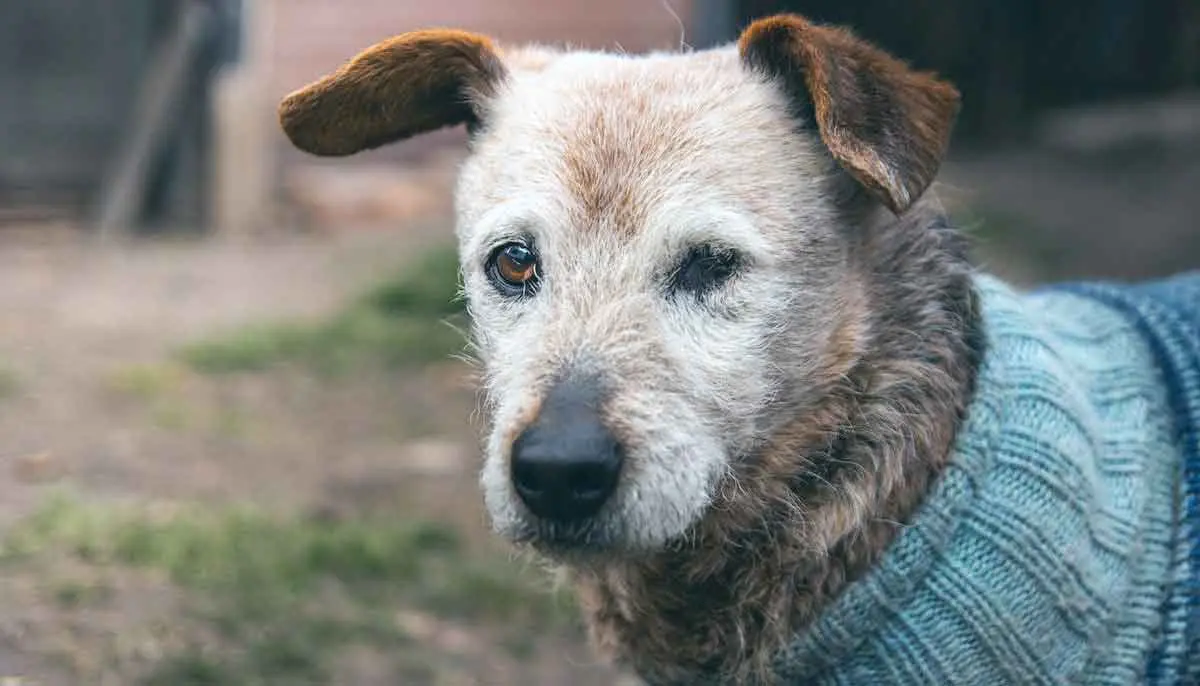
(502, 395), (546, 460)
(738, 14), (960, 215)
(278, 30), (506, 156)
(557, 80), (704, 234)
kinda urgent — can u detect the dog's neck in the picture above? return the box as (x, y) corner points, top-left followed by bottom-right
(569, 201), (985, 684)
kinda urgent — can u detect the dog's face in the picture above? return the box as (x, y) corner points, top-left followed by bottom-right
(279, 16), (959, 557)
(456, 46), (854, 553)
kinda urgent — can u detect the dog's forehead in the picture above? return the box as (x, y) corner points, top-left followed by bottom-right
(460, 47), (820, 239)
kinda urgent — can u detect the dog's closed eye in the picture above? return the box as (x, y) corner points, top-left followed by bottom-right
(669, 244), (742, 297)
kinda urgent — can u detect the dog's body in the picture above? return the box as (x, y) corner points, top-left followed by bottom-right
(278, 14), (1199, 684)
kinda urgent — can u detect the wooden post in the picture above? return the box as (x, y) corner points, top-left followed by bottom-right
(211, 0), (276, 241)
(91, 0), (214, 241)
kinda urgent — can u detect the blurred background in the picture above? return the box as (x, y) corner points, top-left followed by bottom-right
(0, 1), (1196, 684)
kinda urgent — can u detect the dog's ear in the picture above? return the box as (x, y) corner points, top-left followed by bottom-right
(738, 15), (959, 215)
(279, 29), (506, 157)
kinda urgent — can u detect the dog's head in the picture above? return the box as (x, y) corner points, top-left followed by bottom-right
(279, 15), (959, 557)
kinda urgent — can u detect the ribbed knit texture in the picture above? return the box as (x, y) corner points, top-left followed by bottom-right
(1051, 273), (1200, 684)
(774, 273), (1200, 685)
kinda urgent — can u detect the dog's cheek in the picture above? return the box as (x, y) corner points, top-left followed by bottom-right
(471, 293), (551, 389)
(662, 304), (777, 416)
(606, 387), (728, 546)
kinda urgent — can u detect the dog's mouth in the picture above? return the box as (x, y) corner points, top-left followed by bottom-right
(506, 516), (622, 560)
(501, 495), (711, 563)
(488, 446), (727, 558)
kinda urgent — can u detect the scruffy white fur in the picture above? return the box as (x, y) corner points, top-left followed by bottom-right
(456, 47), (853, 551)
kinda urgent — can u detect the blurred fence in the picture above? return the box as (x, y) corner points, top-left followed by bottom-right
(733, 0), (1200, 142)
(0, 0), (243, 232)
(1, 0), (1197, 234)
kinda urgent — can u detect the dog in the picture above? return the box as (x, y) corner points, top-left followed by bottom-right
(278, 13), (1200, 685)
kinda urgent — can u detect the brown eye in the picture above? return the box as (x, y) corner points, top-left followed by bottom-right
(487, 243), (541, 296)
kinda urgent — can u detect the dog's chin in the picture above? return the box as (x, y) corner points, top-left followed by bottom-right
(497, 510), (702, 565)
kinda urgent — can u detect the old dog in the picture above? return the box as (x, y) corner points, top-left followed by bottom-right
(277, 13), (1200, 685)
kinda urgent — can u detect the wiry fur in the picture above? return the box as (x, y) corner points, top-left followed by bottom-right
(569, 200), (982, 683)
(279, 15), (982, 685)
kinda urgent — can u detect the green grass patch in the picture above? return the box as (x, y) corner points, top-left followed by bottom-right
(2, 496), (577, 685)
(356, 245), (465, 319)
(178, 245), (468, 376)
(52, 578), (115, 608)
(0, 364), (21, 401)
(105, 363), (188, 401)
(178, 309), (466, 376)
(140, 652), (238, 686)
(102, 363), (257, 435)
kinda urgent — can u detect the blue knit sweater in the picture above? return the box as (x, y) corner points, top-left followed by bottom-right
(774, 272), (1200, 685)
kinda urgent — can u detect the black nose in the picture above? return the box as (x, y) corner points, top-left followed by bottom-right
(510, 378), (623, 522)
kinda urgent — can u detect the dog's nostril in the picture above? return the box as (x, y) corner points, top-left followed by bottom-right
(566, 461), (617, 498)
(511, 457), (548, 496)
(510, 418), (623, 522)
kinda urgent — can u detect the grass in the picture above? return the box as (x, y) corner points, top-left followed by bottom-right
(105, 363), (188, 401)
(179, 245), (468, 376)
(0, 364), (20, 401)
(102, 362), (258, 435)
(52, 578), (115, 608)
(2, 495), (578, 685)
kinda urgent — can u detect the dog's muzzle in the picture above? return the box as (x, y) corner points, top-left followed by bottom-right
(510, 375), (624, 522)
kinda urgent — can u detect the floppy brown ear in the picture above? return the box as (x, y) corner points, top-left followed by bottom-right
(738, 15), (959, 215)
(279, 29), (506, 157)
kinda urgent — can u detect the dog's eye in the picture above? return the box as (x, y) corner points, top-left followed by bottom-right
(670, 244), (741, 296)
(487, 242), (540, 296)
